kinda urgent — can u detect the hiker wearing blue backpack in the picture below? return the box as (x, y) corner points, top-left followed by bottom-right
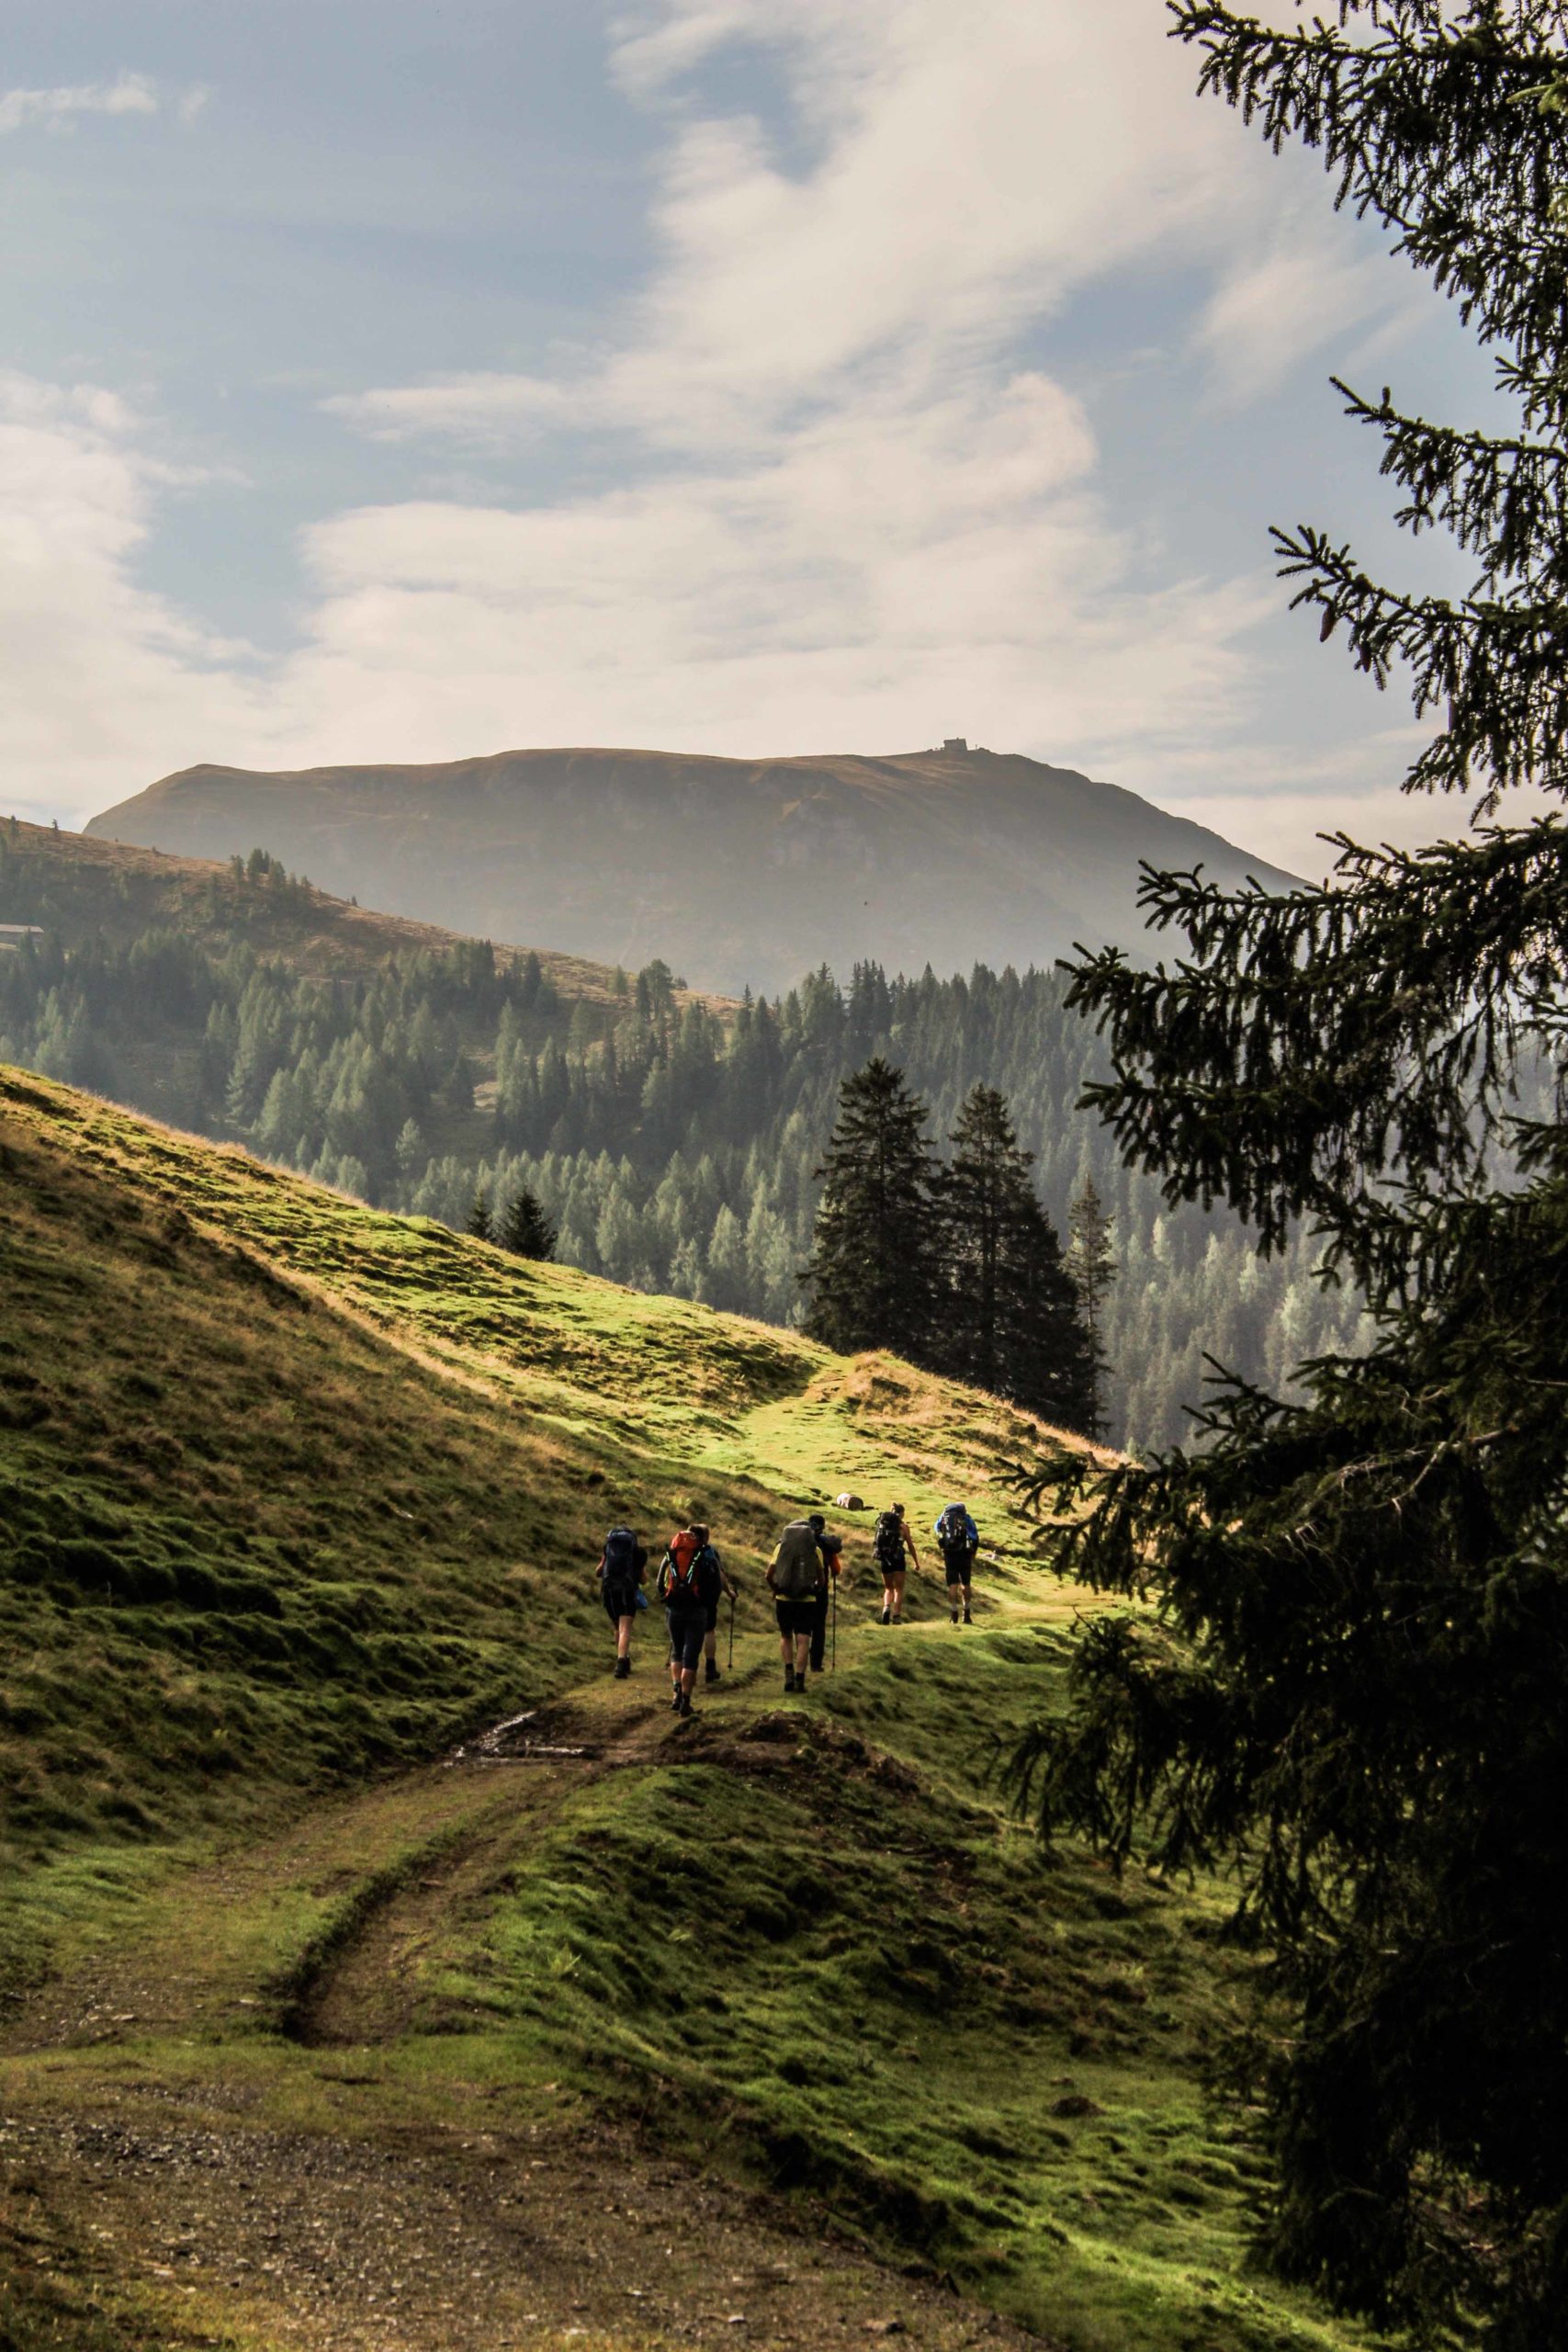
(934, 1502), (980, 1624)
(599, 1525), (649, 1679)
(658, 1522), (725, 1718)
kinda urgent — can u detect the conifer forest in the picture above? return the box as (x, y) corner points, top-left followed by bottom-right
(0, 835), (1364, 1450)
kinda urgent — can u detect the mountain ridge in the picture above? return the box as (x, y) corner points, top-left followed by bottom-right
(88, 742), (1300, 996)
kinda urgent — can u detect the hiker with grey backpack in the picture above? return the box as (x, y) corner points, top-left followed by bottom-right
(768, 1517), (825, 1694)
(873, 1502), (920, 1624)
(598, 1525), (649, 1679)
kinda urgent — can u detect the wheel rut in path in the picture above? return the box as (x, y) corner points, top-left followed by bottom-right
(292, 1699), (669, 2049)
(3, 1673), (1064, 2350)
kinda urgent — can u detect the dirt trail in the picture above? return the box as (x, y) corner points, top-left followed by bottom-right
(3, 1667), (1059, 2352)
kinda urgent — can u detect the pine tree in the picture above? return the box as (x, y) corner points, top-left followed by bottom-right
(940, 1084), (1093, 1427)
(498, 1183), (556, 1260)
(464, 1188), (492, 1243)
(1016, 9), (1568, 2342)
(1065, 1175), (1115, 1441)
(802, 1057), (941, 1360)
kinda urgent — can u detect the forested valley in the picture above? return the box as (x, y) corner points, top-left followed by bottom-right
(0, 826), (1365, 1448)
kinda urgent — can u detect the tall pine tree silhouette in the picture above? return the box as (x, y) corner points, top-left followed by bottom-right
(499, 1184), (557, 1261)
(1065, 1175), (1116, 1442)
(941, 1084), (1094, 1430)
(1017, 8), (1568, 2341)
(803, 1057), (940, 1360)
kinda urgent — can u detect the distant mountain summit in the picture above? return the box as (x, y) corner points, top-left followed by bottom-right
(88, 744), (1297, 995)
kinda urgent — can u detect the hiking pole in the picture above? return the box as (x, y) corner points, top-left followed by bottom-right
(831, 1575), (838, 1673)
(728, 1589), (736, 1670)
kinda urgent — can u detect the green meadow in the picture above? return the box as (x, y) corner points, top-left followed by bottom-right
(0, 1068), (1380, 2352)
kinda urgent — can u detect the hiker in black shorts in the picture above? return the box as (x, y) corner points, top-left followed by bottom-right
(807, 1512), (842, 1674)
(769, 1517), (824, 1694)
(933, 1503), (979, 1623)
(873, 1502), (920, 1624)
(598, 1524), (648, 1679)
(659, 1522), (724, 1717)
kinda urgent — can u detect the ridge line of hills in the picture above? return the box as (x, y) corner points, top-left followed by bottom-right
(85, 741), (1301, 998)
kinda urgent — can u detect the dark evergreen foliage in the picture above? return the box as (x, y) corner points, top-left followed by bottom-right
(0, 873), (1372, 1448)
(1016, 6), (1568, 2342)
(464, 1189), (492, 1243)
(498, 1184), (557, 1260)
(1065, 1175), (1116, 1442)
(940, 1083), (1094, 1430)
(802, 1057), (942, 1359)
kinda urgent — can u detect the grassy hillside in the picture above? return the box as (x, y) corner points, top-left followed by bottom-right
(0, 1069), (1378, 2352)
(0, 816), (713, 1004)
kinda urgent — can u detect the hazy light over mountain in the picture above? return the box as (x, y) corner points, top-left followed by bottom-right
(88, 741), (1300, 996)
(0, 1), (1497, 876)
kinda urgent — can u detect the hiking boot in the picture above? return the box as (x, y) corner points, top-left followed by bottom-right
(677, 1690), (693, 1717)
(879, 1606), (891, 1625)
(705, 1658), (720, 1684)
(950, 1608), (959, 1625)
(615, 1655), (631, 1679)
(784, 1667), (796, 1692)
(670, 1686), (682, 1713)
(794, 1670), (807, 1695)
(963, 1609), (973, 1624)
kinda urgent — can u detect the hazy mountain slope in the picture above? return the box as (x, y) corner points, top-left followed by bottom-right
(87, 744), (1300, 994)
(0, 1067), (1377, 2352)
(0, 816), (726, 1007)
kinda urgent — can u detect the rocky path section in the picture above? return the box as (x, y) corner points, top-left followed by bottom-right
(2, 1669), (1061, 2352)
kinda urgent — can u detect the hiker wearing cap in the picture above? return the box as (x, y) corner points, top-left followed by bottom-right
(598, 1524), (649, 1679)
(933, 1502), (980, 1624)
(768, 1516), (825, 1694)
(658, 1522), (725, 1718)
(872, 1502), (920, 1625)
(807, 1512), (842, 1675)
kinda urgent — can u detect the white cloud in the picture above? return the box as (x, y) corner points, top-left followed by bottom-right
(0, 375), (260, 817)
(0, 71), (209, 137)
(0, 72), (157, 134)
(295, 0), (1281, 785)
(2, 0), (1450, 864)
(1195, 219), (1427, 403)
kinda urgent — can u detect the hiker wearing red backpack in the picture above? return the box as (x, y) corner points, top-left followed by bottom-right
(598, 1524), (649, 1679)
(658, 1523), (725, 1717)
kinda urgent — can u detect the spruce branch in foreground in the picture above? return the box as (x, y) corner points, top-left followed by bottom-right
(1019, 6), (1568, 2343)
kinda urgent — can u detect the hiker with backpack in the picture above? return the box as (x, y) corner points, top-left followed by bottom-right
(701, 1543), (742, 1687)
(873, 1502), (920, 1624)
(598, 1524), (649, 1679)
(807, 1511), (842, 1676)
(933, 1502), (980, 1624)
(658, 1522), (725, 1717)
(768, 1516), (826, 1694)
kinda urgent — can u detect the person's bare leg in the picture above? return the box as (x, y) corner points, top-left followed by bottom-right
(890, 1571), (906, 1623)
(616, 1613), (634, 1659)
(793, 1630), (811, 1685)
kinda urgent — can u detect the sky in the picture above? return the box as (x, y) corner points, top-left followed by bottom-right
(0, 0), (1509, 876)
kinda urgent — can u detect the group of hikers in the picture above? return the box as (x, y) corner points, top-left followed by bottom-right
(596, 1498), (982, 1711)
